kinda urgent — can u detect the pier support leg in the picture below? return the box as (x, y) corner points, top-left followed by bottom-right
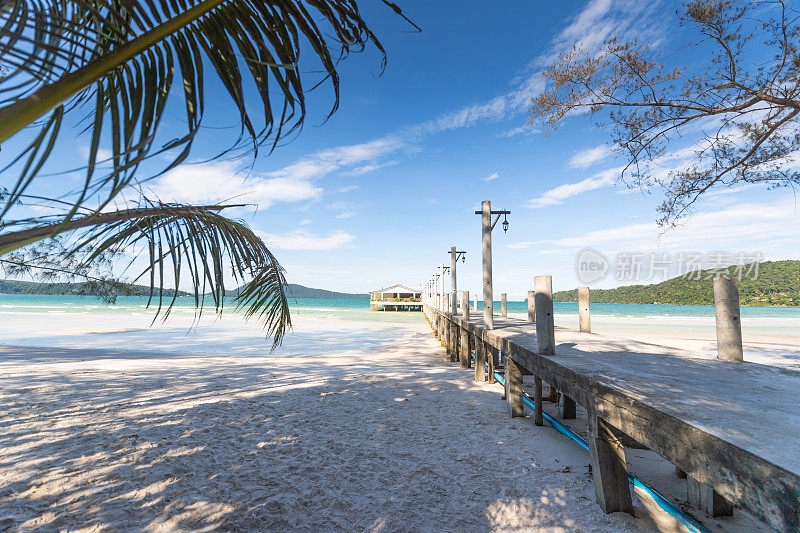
(589, 414), (634, 515)
(675, 466), (687, 479)
(714, 276), (743, 362)
(450, 322), (458, 362)
(527, 290), (535, 323)
(505, 358), (524, 417)
(487, 342), (495, 384)
(534, 276), (555, 355)
(687, 476), (733, 517)
(579, 286), (591, 333)
(561, 395), (576, 419)
(501, 293), (507, 317)
(460, 327), (470, 369)
(474, 336), (486, 382)
(533, 376), (544, 426)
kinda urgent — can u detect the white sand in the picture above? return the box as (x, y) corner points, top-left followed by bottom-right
(0, 311), (782, 531)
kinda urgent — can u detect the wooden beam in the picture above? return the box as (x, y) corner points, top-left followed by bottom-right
(589, 413), (634, 515)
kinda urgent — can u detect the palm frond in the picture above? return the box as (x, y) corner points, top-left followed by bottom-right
(0, 203), (292, 347)
(0, 0), (387, 219)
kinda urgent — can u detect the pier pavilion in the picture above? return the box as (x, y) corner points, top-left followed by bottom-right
(369, 284), (422, 312)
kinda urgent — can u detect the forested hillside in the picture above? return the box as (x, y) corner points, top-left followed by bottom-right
(553, 260), (799, 307)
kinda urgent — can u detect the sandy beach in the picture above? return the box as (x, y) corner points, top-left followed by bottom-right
(0, 302), (792, 532)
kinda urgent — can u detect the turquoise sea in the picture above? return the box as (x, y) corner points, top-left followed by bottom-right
(0, 295), (800, 353)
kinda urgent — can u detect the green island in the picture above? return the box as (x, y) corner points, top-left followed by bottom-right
(0, 280), (367, 300)
(553, 260), (799, 307)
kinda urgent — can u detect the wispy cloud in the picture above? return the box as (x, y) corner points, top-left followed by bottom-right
(148, 161), (322, 208)
(260, 230), (355, 251)
(527, 167), (620, 209)
(483, 171), (500, 182)
(344, 160), (399, 176)
(498, 126), (540, 138)
(568, 145), (613, 169)
(550, 197), (800, 254)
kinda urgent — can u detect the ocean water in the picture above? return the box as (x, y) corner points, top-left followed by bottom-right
(0, 295), (796, 352)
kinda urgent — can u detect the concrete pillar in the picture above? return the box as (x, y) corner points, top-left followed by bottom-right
(688, 476), (733, 517)
(501, 293), (507, 317)
(589, 413), (634, 515)
(462, 291), (470, 321)
(481, 200), (494, 329)
(561, 396), (576, 419)
(714, 276), (743, 362)
(474, 333), (486, 382)
(533, 376), (543, 426)
(527, 290), (535, 323)
(473, 293), (478, 312)
(534, 275), (555, 355)
(460, 327), (470, 369)
(450, 246), (458, 316)
(579, 286), (591, 333)
(505, 358), (524, 417)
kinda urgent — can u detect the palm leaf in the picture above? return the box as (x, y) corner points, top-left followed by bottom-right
(0, 0), (387, 220)
(0, 203), (292, 347)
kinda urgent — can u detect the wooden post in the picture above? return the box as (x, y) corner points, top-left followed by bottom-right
(578, 286), (591, 333)
(688, 476), (734, 517)
(462, 290), (470, 321)
(714, 276), (743, 362)
(450, 246), (458, 316)
(473, 293), (478, 312)
(450, 322), (458, 363)
(475, 333), (486, 382)
(527, 290), (535, 323)
(481, 200), (494, 330)
(533, 376), (543, 426)
(534, 275), (555, 355)
(588, 413), (634, 515)
(501, 293), (507, 317)
(505, 358), (524, 417)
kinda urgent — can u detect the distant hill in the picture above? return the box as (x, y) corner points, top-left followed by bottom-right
(553, 260), (799, 307)
(0, 279), (367, 299)
(284, 284), (367, 299)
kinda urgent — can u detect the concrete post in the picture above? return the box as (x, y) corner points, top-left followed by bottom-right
(534, 275), (555, 355)
(506, 358), (524, 417)
(527, 290), (535, 322)
(589, 414), (634, 515)
(501, 293), (507, 317)
(481, 200), (494, 329)
(714, 276), (743, 362)
(462, 291), (470, 320)
(473, 293), (478, 312)
(450, 246), (458, 316)
(579, 286), (591, 333)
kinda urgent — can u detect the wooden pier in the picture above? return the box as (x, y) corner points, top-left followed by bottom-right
(422, 304), (800, 531)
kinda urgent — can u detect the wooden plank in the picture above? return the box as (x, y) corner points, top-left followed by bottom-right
(589, 413), (634, 514)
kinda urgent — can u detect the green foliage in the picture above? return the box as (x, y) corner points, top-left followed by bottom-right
(553, 260), (799, 307)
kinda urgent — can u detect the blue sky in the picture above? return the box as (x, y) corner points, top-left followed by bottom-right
(5, 0), (799, 298)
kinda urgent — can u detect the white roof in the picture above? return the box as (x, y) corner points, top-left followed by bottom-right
(370, 284), (421, 294)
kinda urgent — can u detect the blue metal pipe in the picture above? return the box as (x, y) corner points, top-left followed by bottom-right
(491, 370), (708, 533)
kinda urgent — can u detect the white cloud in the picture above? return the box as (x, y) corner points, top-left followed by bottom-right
(498, 126), (540, 138)
(550, 197), (800, 254)
(260, 230), (355, 251)
(267, 137), (405, 182)
(527, 167), (620, 209)
(298, 219), (312, 226)
(336, 211), (355, 220)
(568, 145), (613, 169)
(483, 171), (500, 182)
(345, 160), (399, 176)
(148, 161), (321, 208)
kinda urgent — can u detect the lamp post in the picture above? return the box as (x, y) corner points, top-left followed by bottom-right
(448, 246), (467, 316)
(474, 200), (510, 330)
